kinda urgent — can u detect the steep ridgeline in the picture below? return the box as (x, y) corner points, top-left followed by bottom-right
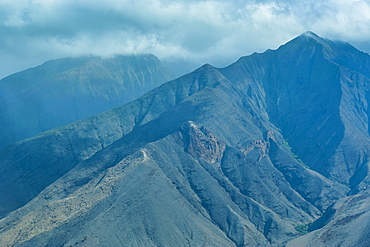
(0, 32), (369, 246)
(0, 54), (174, 148)
(221, 31), (370, 194)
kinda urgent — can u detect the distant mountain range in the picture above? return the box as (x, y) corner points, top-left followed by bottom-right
(1, 32), (370, 246)
(0, 54), (174, 148)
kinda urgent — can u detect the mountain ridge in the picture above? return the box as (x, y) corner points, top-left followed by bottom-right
(0, 32), (369, 246)
(221, 31), (370, 189)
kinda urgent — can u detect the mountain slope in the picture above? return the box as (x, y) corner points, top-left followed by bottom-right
(221, 31), (370, 192)
(0, 54), (174, 148)
(0, 59), (346, 246)
(287, 193), (370, 247)
(1, 32), (369, 245)
(0, 64), (224, 218)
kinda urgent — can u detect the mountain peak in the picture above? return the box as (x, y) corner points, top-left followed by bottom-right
(295, 31), (328, 46)
(300, 31), (321, 39)
(197, 63), (216, 70)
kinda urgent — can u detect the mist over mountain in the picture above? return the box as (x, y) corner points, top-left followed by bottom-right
(0, 32), (370, 246)
(0, 54), (174, 149)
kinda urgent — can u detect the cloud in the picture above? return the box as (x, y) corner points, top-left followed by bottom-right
(0, 0), (369, 78)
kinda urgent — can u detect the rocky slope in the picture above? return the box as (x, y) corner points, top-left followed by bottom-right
(287, 192), (370, 246)
(0, 32), (369, 246)
(0, 54), (174, 148)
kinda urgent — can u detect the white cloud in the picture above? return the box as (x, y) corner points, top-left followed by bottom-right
(311, 0), (370, 40)
(0, 0), (369, 78)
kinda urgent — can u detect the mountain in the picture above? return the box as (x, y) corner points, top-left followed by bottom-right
(221, 31), (370, 193)
(0, 32), (369, 246)
(0, 54), (175, 149)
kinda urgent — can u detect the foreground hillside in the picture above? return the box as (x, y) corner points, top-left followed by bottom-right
(0, 54), (174, 148)
(1, 32), (369, 246)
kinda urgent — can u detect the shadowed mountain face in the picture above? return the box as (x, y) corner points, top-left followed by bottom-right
(0, 32), (369, 246)
(287, 192), (370, 247)
(221, 32), (370, 192)
(0, 54), (175, 149)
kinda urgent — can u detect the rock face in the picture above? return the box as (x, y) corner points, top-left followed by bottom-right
(180, 121), (226, 163)
(0, 54), (174, 148)
(0, 32), (369, 246)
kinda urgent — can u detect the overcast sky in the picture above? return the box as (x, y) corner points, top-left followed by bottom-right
(1, 0), (370, 78)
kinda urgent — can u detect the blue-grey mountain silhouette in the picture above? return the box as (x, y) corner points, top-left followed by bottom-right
(0, 54), (174, 149)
